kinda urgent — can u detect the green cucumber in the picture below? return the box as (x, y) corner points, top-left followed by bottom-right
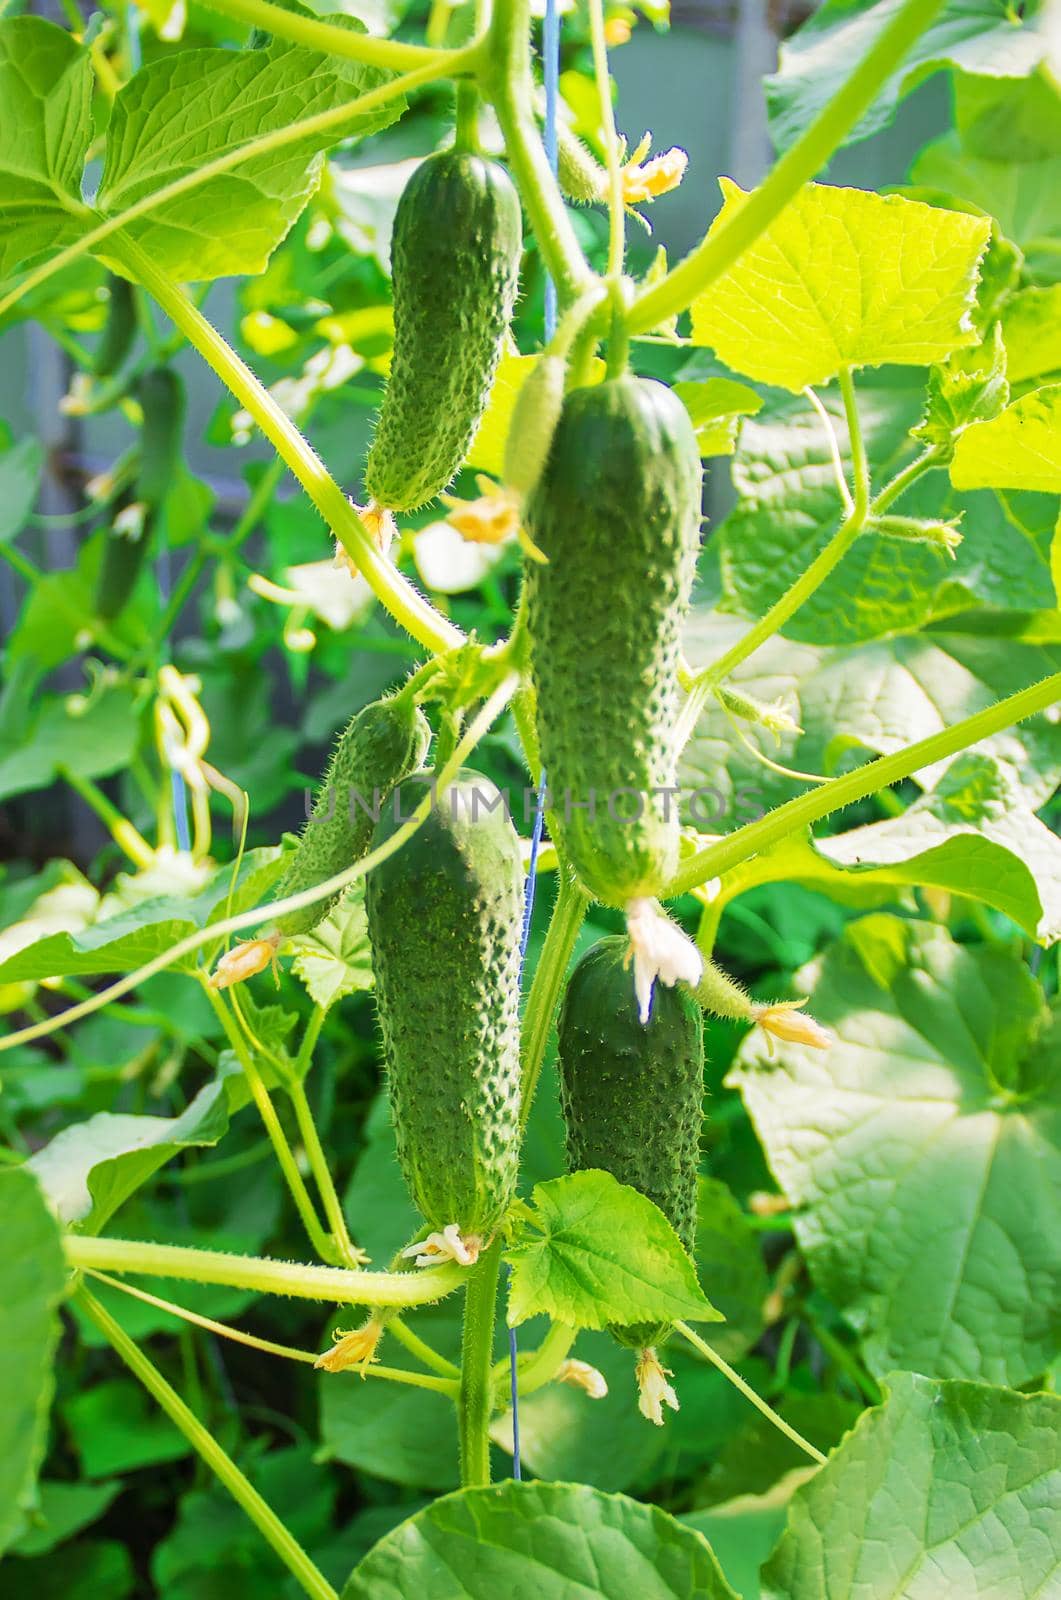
(364, 150), (522, 513)
(95, 366), (186, 622)
(525, 375), (702, 907)
(503, 353), (566, 502)
(94, 275), (136, 378)
(557, 935), (704, 1348)
(271, 694), (431, 940)
(365, 769), (524, 1240)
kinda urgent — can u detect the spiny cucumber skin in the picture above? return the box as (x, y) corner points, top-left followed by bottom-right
(272, 696), (430, 939)
(557, 936), (704, 1349)
(364, 151), (523, 512)
(503, 353), (567, 500)
(525, 376), (702, 908)
(365, 770), (524, 1237)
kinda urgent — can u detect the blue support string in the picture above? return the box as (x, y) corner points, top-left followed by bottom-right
(507, 0), (561, 1485)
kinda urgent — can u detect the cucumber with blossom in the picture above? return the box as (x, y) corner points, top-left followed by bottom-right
(558, 935), (704, 1420)
(525, 374), (704, 1014)
(365, 768), (524, 1263)
(364, 149), (523, 513)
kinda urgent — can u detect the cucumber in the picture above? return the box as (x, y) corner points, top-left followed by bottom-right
(271, 693), (431, 940)
(503, 353), (566, 502)
(364, 150), (522, 513)
(365, 768), (524, 1243)
(525, 375), (702, 907)
(95, 367), (186, 622)
(94, 275), (136, 378)
(557, 935), (704, 1349)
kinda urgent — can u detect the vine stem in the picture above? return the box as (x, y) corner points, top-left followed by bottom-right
(586, 0), (624, 281)
(203, 982), (338, 1264)
(0, 51), (470, 325)
(674, 1322), (826, 1466)
(117, 238), (461, 656)
(66, 1233), (464, 1306)
(0, 670), (520, 1056)
(76, 1286), (339, 1600)
(82, 1270), (457, 1393)
(518, 872), (588, 1131)
(459, 1239), (504, 1486)
(628, 0), (948, 332)
(60, 768), (154, 868)
(491, 1319), (576, 1399)
(389, 1318), (461, 1379)
(668, 669), (1061, 898)
(196, 0), (447, 71)
(486, 0), (594, 304)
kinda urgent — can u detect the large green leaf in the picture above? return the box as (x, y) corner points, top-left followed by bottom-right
(0, 18), (93, 286)
(816, 753), (1061, 940)
(0, 1170), (68, 1558)
(0, 685), (146, 803)
(762, 1373), (1061, 1599)
(952, 384), (1061, 492)
(0, 846), (284, 983)
(766, 0), (1057, 153)
(96, 31), (403, 282)
(26, 1069), (238, 1232)
(504, 1171), (722, 1332)
(680, 608), (1061, 829)
(1002, 286), (1061, 383)
(342, 1480), (739, 1599)
(690, 184), (988, 391)
(912, 136), (1061, 285)
(683, 1473), (810, 1600)
(729, 918), (1061, 1386)
(714, 378), (1057, 644)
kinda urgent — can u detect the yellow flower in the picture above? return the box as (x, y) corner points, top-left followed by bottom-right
(209, 935), (280, 990)
(556, 1358), (609, 1399)
(334, 503), (396, 580)
(753, 998), (832, 1054)
(621, 136), (689, 207)
(315, 1317), (382, 1375)
(442, 479), (521, 546)
(603, 15), (632, 45)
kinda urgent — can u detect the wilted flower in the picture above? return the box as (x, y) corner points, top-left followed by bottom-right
(315, 1317), (382, 1374)
(635, 1349), (679, 1425)
(753, 998), (832, 1054)
(556, 1358), (609, 1399)
(401, 1223), (482, 1268)
(334, 503), (396, 581)
(625, 898), (704, 1024)
(209, 935), (281, 989)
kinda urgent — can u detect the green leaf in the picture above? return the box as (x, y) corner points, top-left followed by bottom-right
(816, 753), (1061, 941)
(1002, 285), (1061, 383)
(952, 383), (1061, 491)
(0, 18), (93, 287)
(690, 183), (989, 391)
(713, 378), (1058, 644)
(912, 322), (1009, 453)
(63, 1378), (192, 1476)
(0, 436), (43, 544)
(11, 1481), (123, 1557)
(0, 684), (146, 803)
(911, 136), (1061, 285)
(672, 378), (763, 459)
(691, 1176), (768, 1363)
(0, 846), (284, 983)
(5, 1540), (135, 1600)
(342, 1480), (739, 1599)
(766, 0), (1057, 153)
(288, 883), (373, 1010)
(728, 918), (1061, 1385)
(681, 608), (1061, 829)
(504, 1170), (722, 1331)
(762, 1373), (1061, 1600)
(26, 1071), (236, 1232)
(682, 1472), (811, 1600)
(96, 33), (404, 282)
(0, 1170), (67, 1558)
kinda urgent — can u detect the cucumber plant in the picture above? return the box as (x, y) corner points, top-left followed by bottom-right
(1, 0), (1059, 1596)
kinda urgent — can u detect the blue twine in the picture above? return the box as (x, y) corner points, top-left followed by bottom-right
(507, 0), (561, 1487)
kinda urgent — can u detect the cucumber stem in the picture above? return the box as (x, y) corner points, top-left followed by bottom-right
(458, 1240), (504, 1486)
(519, 872), (588, 1131)
(674, 1321), (827, 1465)
(76, 1286), (339, 1600)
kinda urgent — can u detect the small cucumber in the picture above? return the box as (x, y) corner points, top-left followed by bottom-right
(557, 935), (704, 1349)
(94, 275), (137, 378)
(503, 353), (567, 502)
(95, 366), (186, 622)
(365, 769), (524, 1241)
(525, 375), (702, 907)
(271, 694), (431, 940)
(364, 150), (522, 512)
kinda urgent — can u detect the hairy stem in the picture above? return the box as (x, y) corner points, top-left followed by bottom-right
(77, 1286), (339, 1600)
(628, 0), (948, 332)
(675, 1321), (826, 1465)
(196, 0), (447, 70)
(669, 670), (1061, 897)
(66, 1233), (464, 1306)
(459, 1240), (503, 1486)
(587, 0), (624, 281)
